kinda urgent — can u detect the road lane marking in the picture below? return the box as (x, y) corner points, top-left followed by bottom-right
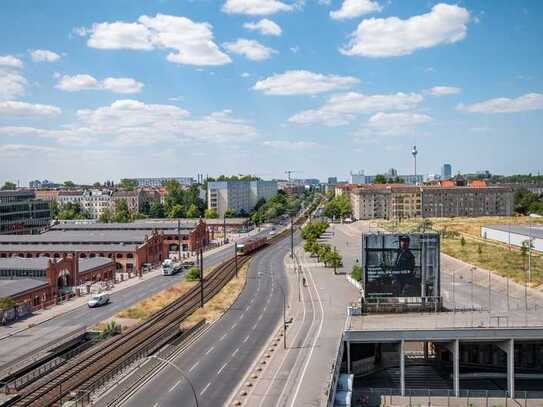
(231, 322), (238, 330)
(219, 334), (227, 341)
(243, 335), (250, 343)
(217, 362), (228, 375)
(189, 361), (200, 372)
(152, 403), (159, 407)
(205, 346), (215, 355)
(200, 382), (211, 395)
(168, 380), (181, 392)
(232, 347), (239, 357)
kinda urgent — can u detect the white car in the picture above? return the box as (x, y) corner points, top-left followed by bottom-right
(88, 292), (110, 308)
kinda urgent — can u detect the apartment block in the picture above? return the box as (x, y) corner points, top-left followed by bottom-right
(208, 180), (278, 217)
(0, 191), (51, 235)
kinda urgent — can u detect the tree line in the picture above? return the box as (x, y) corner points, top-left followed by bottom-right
(301, 221), (343, 270)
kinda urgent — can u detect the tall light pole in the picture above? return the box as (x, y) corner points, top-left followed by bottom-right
(276, 282), (287, 349)
(411, 145), (418, 185)
(290, 216), (294, 258)
(148, 356), (199, 407)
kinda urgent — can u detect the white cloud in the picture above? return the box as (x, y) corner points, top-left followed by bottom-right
(330, 0), (382, 20)
(55, 74), (143, 93)
(244, 19), (282, 36)
(458, 93), (543, 114)
(29, 49), (61, 62)
(341, 3), (470, 57)
(81, 14), (231, 66)
(0, 55), (23, 68)
(0, 100), (257, 147)
(428, 86), (461, 96)
(0, 144), (61, 159)
(263, 140), (321, 150)
(367, 112), (432, 132)
(288, 91), (423, 126)
(0, 101), (61, 117)
(224, 39), (277, 61)
(0, 70), (27, 101)
(241, 72), (251, 78)
(253, 70), (359, 95)
(222, 0), (293, 15)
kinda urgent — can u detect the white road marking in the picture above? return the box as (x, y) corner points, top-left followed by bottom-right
(168, 380), (181, 392)
(152, 403), (159, 407)
(200, 382), (211, 395)
(231, 322), (238, 330)
(188, 361), (200, 372)
(219, 334), (227, 342)
(243, 335), (250, 343)
(232, 347), (239, 357)
(217, 362), (228, 375)
(205, 346), (215, 355)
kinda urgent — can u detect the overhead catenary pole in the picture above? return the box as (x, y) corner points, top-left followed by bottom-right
(177, 219), (182, 260)
(290, 216), (294, 258)
(223, 216), (227, 244)
(234, 242), (238, 278)
(200, 247), (204, 307)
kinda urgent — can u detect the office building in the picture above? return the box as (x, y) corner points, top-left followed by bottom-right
(0, 191), (51, 235)
(328, 177), (338, 186)
(350, 170), (366, 185)
(441, 164), (452, 180)
(207, 180), (278, 217)
(127, 177), (195, 188)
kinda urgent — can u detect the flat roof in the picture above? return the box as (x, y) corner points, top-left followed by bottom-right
(0, 257), (54, 271)
(0, 244), (139, 253)
(0, 230), (155, 244)
(135, 218), (251, 226)
(0, 279), (48, 298)
(50, 222), (194, 232)
(483, 224), (543, 240)
(79, 257), (112, 272)
(346, 311), (543, 342)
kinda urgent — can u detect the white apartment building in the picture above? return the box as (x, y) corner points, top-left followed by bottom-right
(81, 190), (112, 219)
(208, 180), (278, 217)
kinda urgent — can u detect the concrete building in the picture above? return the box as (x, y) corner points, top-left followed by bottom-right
(441, 163), (452, 180)
(481, 224), (543, 252)
(328, 177), (338, 186)
(81, 190), (112, 219)
(207, 180), (277, 217)
(127, 177), (195, 188)
(349, 184), (513, 220)
(0, 191), (51, 235)
(110, 190), (140, 213)
(350, 170), (366, 185)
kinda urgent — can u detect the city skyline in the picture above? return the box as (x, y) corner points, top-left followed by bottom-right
(1, 0), (542, 183)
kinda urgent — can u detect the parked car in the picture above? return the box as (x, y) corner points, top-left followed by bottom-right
(88, 292), (110, 308)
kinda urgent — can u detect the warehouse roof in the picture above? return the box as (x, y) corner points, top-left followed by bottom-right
(0, 257), (54, 271)
(0, 279), (48, 298)
(51, 222), (195, 232)
(482, 224), (543, 240)
(0, 230), (160, 244)
(0, 244), (139, 253)
(79, 257), (112, 272)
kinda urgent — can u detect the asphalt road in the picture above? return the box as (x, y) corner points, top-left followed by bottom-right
(122, 233), (297, 407)
(0, 229), (272, 369)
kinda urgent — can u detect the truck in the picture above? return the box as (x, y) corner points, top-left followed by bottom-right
(162, 259), (194, 276)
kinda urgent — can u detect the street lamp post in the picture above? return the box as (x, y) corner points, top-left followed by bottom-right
(276, 283), (287, 349)
(290, 216), (294, 258)
(234, 242), (238, 279)
(149, 355), (199, 407)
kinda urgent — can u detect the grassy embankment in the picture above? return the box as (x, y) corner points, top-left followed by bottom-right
(96, 262), (251, 331)
(376, 216), (543, 287)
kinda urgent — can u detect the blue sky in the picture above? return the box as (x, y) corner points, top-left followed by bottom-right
(0, 0), (542, 184)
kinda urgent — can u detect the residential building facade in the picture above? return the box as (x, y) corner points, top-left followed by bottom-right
(127, 177), (195, 188)
(207, 180), (278, 217)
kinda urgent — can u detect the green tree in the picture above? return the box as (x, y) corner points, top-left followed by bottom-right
(460, 236), (466, 248)
(149, 201), (165, 218)
(373, 175), (388, 184)
(119, 179), (138, 189)
(63, 181), (75, 188)
(224, 208), (237, 218)
(168, 203), (185, 219)
(93, 182), (102, 188)
(49, 200), (60, 218)
(204, 208), (219, 219)
(352, 264), (363, 282)
(1, 181), (16, 190)
(0, 297), (16, 310)
(186, 203), (200, 218)
(113, 199), (131, 223)
(99, 208), (113, 223)
(186, 266), (201, 281)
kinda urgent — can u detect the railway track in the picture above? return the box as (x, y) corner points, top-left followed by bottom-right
(5, 200), (319, 407)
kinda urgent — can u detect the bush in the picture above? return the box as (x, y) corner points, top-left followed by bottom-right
(186, 266), (201, 281)
(352, 265), (363, 282)
(0, 297), (16, 310)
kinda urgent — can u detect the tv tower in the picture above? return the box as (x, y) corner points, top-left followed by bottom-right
(411, 145), (418, 184)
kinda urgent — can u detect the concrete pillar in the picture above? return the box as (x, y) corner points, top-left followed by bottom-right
(498, 339), (515, 398)
(346, 340), (351, 374)
(400, 340), (405, 396)
(445, 340), (460, 397)
(423, 341), (429, 360)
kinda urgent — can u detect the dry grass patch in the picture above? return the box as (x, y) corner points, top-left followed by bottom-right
(376, 216), (543, 287)
(184, 262), (250, 326)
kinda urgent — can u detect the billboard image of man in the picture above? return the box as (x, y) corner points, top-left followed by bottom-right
(392, 236), (418, 296)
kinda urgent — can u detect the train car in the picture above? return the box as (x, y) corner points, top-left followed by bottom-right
(236, 237), (267, 256)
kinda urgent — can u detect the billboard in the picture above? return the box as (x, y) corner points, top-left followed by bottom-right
(362, 233), (440, 299)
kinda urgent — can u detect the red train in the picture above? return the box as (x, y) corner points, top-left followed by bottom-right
(236, 237), (267, 256)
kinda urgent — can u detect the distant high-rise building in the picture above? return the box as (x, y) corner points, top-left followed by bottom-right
(207, 180), (277, 217)
(327, 177), (338, 186)
(350, 170), (366, 184)
(441, 164), (452, 180)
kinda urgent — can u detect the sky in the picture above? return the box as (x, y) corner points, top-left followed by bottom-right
(0, 0), (542, 184)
